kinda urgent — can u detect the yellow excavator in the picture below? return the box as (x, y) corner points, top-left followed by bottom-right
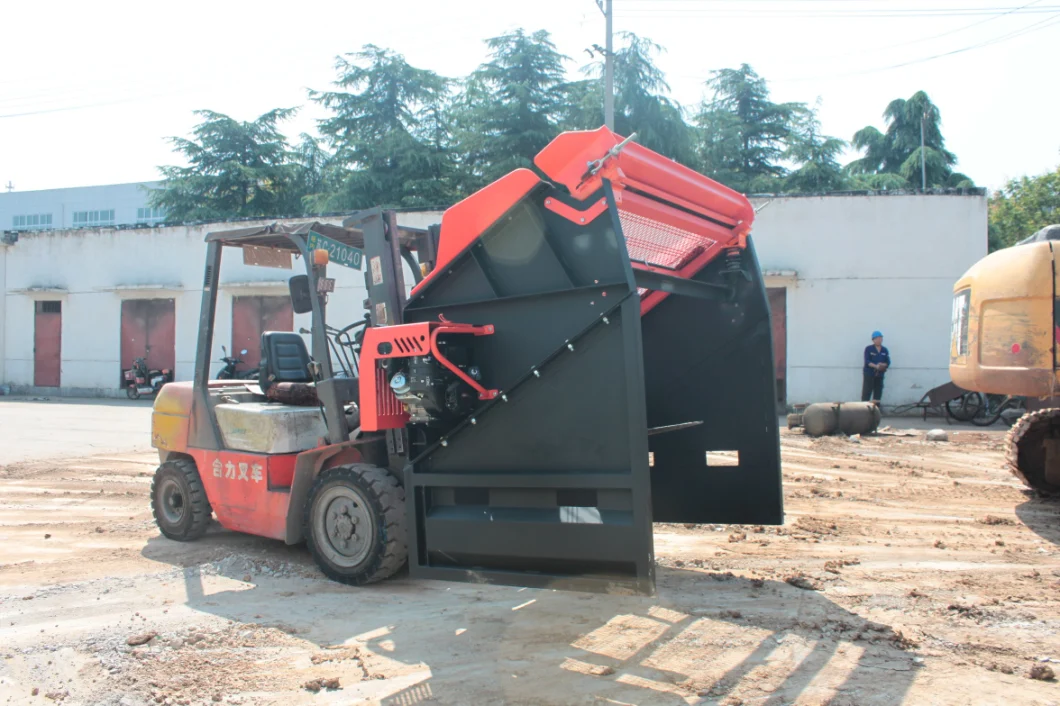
(951, 225), (1060, 492)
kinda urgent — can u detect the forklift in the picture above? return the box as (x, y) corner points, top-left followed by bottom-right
(149, 126), (784, 595)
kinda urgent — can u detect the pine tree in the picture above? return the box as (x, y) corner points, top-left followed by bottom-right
(310, 45), (455, 211)
(151, 109), (301, 220)
(695, 64), (803, 193)
(451, 29), (567, 193)
(784, 103), (848, 193)
(562, 33), (694, 167)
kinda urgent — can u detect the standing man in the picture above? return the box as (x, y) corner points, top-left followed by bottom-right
(862, 331), (890, 404)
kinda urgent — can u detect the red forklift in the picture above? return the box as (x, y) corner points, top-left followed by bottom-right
(148, 127), (784, 595)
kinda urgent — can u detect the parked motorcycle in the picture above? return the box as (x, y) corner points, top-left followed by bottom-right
(123, 357), (173, 399)
(217, 346), (258, 380)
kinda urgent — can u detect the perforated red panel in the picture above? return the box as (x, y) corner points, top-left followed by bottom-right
(617, 209), (718, 270)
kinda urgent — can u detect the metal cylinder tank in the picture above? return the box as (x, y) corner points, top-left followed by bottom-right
(802, 403), (840, 437)
(837, 402), (882, 435)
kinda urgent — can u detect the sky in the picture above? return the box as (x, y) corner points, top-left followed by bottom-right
(1, 0), (1058, 193)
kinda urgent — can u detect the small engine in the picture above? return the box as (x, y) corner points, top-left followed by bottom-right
(387, 347), (480, 425)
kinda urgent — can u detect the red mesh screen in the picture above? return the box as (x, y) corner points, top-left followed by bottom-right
(617, 209), (717, 270)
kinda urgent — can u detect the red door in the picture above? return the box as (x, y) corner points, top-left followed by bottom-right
(120, 299), (176, 382)
(767, 288), (787, 404)
(232, 296), (294, 370)
(34, 301), (62, 387)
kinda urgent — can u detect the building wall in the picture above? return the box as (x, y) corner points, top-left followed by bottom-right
(0, 182), (162, 231)
(0, 196), (987, 405)
(0, 241), (6, 385)
(750, 194), (987, 405)
(2, 214), (441, 394)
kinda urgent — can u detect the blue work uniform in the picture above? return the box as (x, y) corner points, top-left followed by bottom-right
(861, 345), (890, 402)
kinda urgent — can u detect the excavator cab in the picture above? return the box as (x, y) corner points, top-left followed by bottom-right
(951, 225), (1060, 492)
(149, 127), (783, 595)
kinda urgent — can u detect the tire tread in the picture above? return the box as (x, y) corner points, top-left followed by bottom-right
(303, 463), (407, 585)
(150, 456), (212, 541)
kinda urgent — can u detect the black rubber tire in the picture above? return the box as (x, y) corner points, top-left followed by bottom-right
(126, 385), (140, 400)
(150, 457), (212, 541)
(971, 394), (1007, 427)
(945, 392), (983, 422)
(304, 464), (407, 586)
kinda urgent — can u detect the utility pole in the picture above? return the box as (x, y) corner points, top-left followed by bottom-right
(596, 0), (614, 130)
(920, 111), (927, 190)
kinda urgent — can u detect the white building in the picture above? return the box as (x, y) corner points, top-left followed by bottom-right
(748, 193), (985, 405)
(0, 182), (163, 231)
(0, 193), (986, 406)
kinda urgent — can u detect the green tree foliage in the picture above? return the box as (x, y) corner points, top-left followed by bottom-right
(988, 164), (1060, 250)
(153, 33), (981, 218)
(695, 64), (807, 193)
(847, 91), (973, 189)
(783, 103), (848, 193)
(611, 34), (695, 166)
(289, 134), (340, 209)
(150, 109), (302, 220)
(451, 29), (567, 192)
(563, 33), (694, 166)
(309, 45), (455, 211)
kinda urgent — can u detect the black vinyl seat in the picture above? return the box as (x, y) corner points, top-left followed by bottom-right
(260, 332), (314, 402)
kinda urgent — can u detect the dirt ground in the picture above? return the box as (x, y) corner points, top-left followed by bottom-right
(2, 414), (1060, 705)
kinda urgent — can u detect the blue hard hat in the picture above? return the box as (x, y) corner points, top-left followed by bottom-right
(871, 330), (883, 339)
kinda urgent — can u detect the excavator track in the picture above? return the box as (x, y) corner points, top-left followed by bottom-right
(1004, 407), (1060, 494)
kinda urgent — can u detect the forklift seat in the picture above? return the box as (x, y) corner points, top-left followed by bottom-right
(259, 330), (311, 390)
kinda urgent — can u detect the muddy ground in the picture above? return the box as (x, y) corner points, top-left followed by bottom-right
(2, 424), (1060, 705)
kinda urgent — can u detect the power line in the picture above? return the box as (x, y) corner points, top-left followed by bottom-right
(617, 0), (1052, 6)
(621, 0), (1029, 2)
(0, 90), (192, 120)
(615, 3), (1060, 18)
(767, 0), (1047, 65)
(617, 11), (1059, 19)
(771, 11), (1060, 82)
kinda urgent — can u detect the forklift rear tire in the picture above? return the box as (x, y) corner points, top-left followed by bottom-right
(151, 457), (212, 541)
(304, 464), (407, 585)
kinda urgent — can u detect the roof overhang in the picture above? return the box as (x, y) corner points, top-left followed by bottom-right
(204, 220), (427, 251)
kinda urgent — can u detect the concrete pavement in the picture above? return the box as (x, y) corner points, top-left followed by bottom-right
(0, 396), (153, 465)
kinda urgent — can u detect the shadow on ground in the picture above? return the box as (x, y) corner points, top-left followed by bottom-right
(143, 528), (919, 705)
(1015, 494), (1060, 545)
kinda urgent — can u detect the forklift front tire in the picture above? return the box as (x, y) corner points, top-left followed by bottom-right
(304, 464), (407, 585)
(151, 457), (212, 541)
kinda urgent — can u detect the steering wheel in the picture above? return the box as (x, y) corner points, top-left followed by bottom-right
(336, 319), (369, 338)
